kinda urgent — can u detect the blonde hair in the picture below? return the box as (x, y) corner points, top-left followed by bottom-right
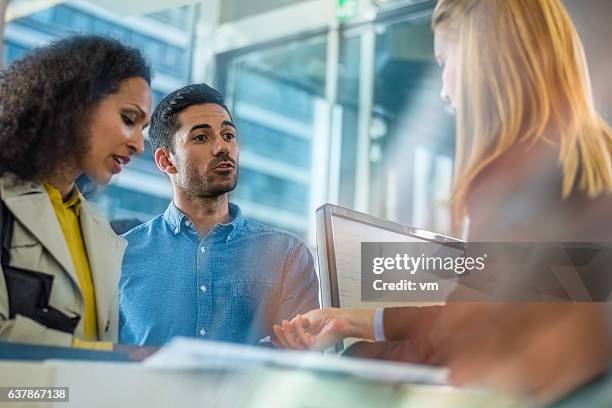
(433, 0), (612, 224)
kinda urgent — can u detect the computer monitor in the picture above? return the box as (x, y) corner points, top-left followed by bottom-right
(315, 204), (462, 350)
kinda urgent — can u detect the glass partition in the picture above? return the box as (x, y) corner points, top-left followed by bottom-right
(218, 35), (327, 237)
(369, 15), (454, 234)
(3, 0), (454, 236)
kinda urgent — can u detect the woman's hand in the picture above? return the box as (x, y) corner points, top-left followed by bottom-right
(272, 308), (376, 351)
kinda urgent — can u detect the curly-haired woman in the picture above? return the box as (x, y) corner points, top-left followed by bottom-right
(0, 35), (152, 348)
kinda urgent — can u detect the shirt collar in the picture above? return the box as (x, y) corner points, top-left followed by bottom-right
(163, 202), (245, 240)
(43, 182), (83, 215)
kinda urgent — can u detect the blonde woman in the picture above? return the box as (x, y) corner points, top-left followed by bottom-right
(275, 0), (612, 402)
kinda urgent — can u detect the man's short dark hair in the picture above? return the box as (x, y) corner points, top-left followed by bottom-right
(149, 83), (232, 152)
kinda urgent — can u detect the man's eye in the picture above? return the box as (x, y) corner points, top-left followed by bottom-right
(193, 134), (207, 142)
(224, 133), (236, 141)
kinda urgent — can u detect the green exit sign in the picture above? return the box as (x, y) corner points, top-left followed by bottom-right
(337, 0), (357, 21)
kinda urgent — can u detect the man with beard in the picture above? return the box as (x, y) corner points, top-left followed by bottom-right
(118, 83), (319, 346)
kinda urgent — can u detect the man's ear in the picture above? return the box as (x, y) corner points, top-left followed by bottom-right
(154, 147), (177, 175)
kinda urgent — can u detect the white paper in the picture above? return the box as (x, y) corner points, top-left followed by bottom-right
(145, 337), (448, 385)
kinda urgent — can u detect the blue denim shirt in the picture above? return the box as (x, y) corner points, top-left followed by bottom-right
(119, 202), (319, 346)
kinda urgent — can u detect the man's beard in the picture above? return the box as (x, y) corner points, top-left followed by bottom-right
(175, 159), (238, 199)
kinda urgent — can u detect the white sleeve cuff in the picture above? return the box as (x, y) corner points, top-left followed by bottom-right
(373, 307), (385, 341)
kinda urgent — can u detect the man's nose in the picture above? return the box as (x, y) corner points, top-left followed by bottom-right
(213, 138), (230, 156)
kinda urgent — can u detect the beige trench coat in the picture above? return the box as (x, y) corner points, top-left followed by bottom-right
(0, 175), (126, 346)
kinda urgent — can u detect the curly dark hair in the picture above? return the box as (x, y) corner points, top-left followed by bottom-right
(149, 83), (231, 153)
(0, 35), (152, 182)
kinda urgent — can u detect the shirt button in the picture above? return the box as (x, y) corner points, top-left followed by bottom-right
(174, 228), (179, 234)
(200, 328), (206, 336)
(200, 285), (207, 293)
(200, 247), (206, 253)
(185, 220), (190, 227)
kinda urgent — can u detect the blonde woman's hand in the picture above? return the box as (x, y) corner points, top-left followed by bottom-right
(273, 308), (375, 351)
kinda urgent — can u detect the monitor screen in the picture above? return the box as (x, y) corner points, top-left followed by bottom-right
(316, 204), (461, 310)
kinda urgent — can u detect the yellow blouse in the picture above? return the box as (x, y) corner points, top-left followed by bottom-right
(44, 183), (98, 341)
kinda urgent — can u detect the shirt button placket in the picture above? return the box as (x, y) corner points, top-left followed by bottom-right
(198, 243), (208, 338)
